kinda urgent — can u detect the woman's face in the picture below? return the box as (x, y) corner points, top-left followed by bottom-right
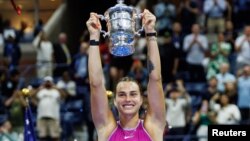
(114, 81), (142, 116)
(220, 95), (229, 106)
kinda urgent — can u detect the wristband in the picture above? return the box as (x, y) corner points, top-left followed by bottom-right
(146, 32), (157, 37)
(146, 36), (157, 41)
(89, 40), (99, 46)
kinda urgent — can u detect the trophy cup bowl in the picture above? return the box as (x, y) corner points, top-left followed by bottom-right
(98, 0), (143, 57)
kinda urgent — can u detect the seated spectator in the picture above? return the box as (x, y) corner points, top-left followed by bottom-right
(192, 99), (213, 141)
(203, 76), (220, 101)
(235, 25), (250, 73)
(209, 94), (241, 125)
(165, 85), (191, 141)
(0, 115), (20, 141)
(224, 81), (237, 104)
(237, 65), (250, 124)
(215, 62), (236, 93)
(56, 71), (76, 101)
(205, 33), (231, 80)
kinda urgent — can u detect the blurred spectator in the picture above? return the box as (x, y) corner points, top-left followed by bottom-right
(171, 22), (188, 77)
(34, 31), (54, 79)
(224, 0), (233, 22)
(236, 65), (250, 124)
(209, 94), (241, 125)
(31, 76), (66, 141)
(203, 0), (227, 38)
(192, 99), (213, 141)
(224, 81), (237, 104)
(177, 0), (199, 35)
(0, 69), (25, 134)
(216, 62), (236, 93)
(172, 22), (185, 52)
(158, 31), (180, 84)
(53, 32), (72, 78)
(0, 69), (23, 115)
(56, 71), (77, 140)
(0, 116), (21, 141)
(33, 19), (44, 37)
(203, 76), (220, 101)
(56, 71), (76, 100)
(70, 41), (89, 87)
(234, 25), (250, 73)
(224, 20), (238, 74)
(165, 85), (191, 141)
(2, 20), (26, 71)
(70, 41), (95, 141)
(205, 32), (232, 80)
(3, 34), (21, 71)
(153, 0), (176, 33)
(224, 20), (237, 49)
(183, 24), (208, 82)
(233, 0), (250, 31)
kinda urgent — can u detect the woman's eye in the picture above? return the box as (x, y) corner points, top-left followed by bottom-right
(118, 93), (125, 97)
(131, 93), (137, 96)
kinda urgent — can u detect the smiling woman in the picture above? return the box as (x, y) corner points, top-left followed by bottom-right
(87, 8), (166, 141)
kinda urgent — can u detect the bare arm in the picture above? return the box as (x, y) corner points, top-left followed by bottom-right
(142, 10), (166, 131)
(86, 13), (116, 136)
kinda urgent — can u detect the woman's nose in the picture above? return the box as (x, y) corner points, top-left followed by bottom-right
(125, 95), (132, 101)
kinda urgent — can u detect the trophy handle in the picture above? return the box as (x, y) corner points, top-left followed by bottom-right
(135, 13), (144, 37)
(98, 14), (110, 38)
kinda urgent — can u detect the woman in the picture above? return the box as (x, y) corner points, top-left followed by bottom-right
(86, 9), (166, 141)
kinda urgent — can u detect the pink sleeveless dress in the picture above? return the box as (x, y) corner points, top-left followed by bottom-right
(108, 120), (153, 141)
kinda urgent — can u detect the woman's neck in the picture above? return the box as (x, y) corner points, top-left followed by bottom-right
(119, 114), (140, 129)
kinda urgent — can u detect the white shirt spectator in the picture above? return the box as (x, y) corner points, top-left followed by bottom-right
(235, 34), (250, 65)
(216, 72), (236, 92)
(203, 0), (226, 18)
(183, 34), (208, 65)
(210, 101), (241, 125)
(166, 98), (189, 127)
(36, 41), (53, 62)
(56, 80), (76, 96)
(37, 88), (61, 120)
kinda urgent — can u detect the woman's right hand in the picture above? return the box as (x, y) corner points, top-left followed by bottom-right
(86, 12), (102, 40)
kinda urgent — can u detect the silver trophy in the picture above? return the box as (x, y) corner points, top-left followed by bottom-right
(98, 0), (143, 56)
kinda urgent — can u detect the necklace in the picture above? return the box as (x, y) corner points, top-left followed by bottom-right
(119, 120), (140, 139)
(123, 129), (137, 139)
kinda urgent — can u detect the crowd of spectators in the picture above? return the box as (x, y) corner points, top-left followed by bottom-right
(1, 0), (250, 141)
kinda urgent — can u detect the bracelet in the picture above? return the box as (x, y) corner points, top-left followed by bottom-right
(89, 40), (99, 46)
(146, 32), (157, 37)
(146, 36), (157, 42)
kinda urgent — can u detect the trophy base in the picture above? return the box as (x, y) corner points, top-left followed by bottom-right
(110, 45), (134, 56)
(110, 31), (134, 57)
